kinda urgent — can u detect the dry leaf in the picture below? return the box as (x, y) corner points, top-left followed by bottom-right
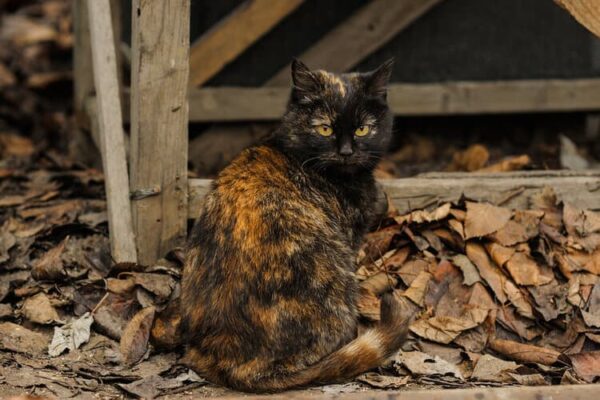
(0, 322), (49, 355)
(410, 309), (487, 344)
(395, 351), (463, 379)
(505, 252), (554, 286)
(471, 354), (520, 383)
(402, 271), (431, 306)
(464, 201), (511, 239)
(448, 144), (489, 172)
(31, 239), (67, 281)
(397, 259), (428, 286)
(356, 373), (409, 389)
(466, 242), (507, 303)
(504, 280), (534, 319)
(48, 312), (93, 357)
(395, 203), (451, 225)
(569, 351), (600, 382)
(21, 292), (60, 324)
(489, 338), (560, 366)
(451, 254), (481, 286)
(478, 154), (531, 172)
(120, 307), (156, 365)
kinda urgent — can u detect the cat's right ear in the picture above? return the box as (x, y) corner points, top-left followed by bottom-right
(291, 59), (320, 102)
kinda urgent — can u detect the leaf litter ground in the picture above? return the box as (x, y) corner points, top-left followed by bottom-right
(2, 145), (600, 398)
(1, 1), (600, 398)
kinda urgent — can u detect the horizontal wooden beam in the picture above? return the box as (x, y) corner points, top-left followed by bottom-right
(185, 79), (600, 122)
(187, 170), (600, 219)
(215, 385), (600, 400)
(189, 0), (304, 87)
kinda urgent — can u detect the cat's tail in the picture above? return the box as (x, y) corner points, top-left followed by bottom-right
(238, 292), (415, 393)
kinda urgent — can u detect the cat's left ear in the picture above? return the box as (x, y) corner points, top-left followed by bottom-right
(364, 58), (394, 99)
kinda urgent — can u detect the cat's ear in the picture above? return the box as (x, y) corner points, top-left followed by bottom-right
(291, 59), (321, 102)
(364, 58), (394, 99)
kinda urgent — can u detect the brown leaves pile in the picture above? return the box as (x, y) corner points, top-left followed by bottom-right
(356, 187), (600, 386)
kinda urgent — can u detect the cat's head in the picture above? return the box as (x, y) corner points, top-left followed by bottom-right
(275, 59), (394, 174)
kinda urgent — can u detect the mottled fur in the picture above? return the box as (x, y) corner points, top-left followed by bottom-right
(181, 59), (409, 392)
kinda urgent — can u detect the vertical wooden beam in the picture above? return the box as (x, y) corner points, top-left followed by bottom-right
(72, 0), (101, 166)
(87, 0), (137, 263)
(130, 0), (190, 265)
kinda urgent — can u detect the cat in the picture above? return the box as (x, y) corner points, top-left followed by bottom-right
(180, 59), (411, 392)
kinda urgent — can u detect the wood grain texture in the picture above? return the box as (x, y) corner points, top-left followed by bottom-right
(211, 385), (600, 400)
(130, 0), (189, 265)
(184, 79), (600, 122)
(87, 0), (137, 263)
(267, 0), (443, 86)
(555, 0), (600, 38)
(189, 0), (303, 87)
(188, 171), (600, 219)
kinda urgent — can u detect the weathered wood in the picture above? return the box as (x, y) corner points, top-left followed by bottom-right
(71, 0), (101, 166)
(268, 0), (443, 86)
(214, 384), (600, 400)
(188, 171), (600, 219)
(130, 0), (190, 265)
(189, 0), (304, 87)
(183, 79), (600, 122)
(555, 0), (600, 38)
(87, 0), (137, 263)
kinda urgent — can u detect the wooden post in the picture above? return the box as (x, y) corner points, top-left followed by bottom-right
(71, 0), (101, 167)
(130, 0), (190, 265)
(87, 0), (137, 263)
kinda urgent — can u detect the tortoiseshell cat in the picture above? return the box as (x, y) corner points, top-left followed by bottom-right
(180, 59), (410, 392)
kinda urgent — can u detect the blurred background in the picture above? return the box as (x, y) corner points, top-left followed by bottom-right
(0, 0), (599, 177)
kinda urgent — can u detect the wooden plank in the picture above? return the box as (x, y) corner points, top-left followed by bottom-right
(213, 384), (600, 400)
(188, 171), (600, 219)
(183, 79), (600, 122)
(189, 0), (304, 87)
(267, 0), (443, 86)
(87, 0), (137, 263)
(130, 0), (189, 265)
(555, 0), (600, 38)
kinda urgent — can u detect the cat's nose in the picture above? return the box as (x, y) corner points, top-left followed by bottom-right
(339, 142), (354, 156)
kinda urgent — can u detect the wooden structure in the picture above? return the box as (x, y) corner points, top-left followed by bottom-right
(75, 0), (600, 269)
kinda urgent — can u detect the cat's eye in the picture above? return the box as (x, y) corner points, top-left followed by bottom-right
(355, 125), (370, 137)
(316, 125), (333, 137)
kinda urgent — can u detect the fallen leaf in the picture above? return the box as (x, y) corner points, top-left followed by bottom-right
(120, 306), (156, 365)
(505, 252), (554, 286)
(478, 154), (531, 172)
(507, 372), (547, 386)
(0, 322), (49, 355)
(485, 242), (516, 268)
(569, 351), (600, 382)
(21, 292), (60, 324)
(466, 242), (507, 303)
(48, 312), (93, 356)
(0, 303), (12, 318)
(489, 210), (541, 246)
(528, 281), (571, 322)
(395, 351), (463, 379)
(489, 338), (560, 366)
(402, 271), (431, 306)
(397, 259), (429, 286)
(471, 354), (520, 382)
(451, 254), (481, 286)
(464, 201), (511, 239)
(496, 306), (543, 341)
(395, 203), (451, 225)
(504, 280), (534, 319)
(31, 239), (67, 281)
(410, 308), (487, 344)
(448, 144), (489, 172)
(356, 373), (409, 389)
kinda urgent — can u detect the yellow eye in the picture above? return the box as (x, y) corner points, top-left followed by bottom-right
(316, 125), (333, 136)
(355, 125), (370, 136)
